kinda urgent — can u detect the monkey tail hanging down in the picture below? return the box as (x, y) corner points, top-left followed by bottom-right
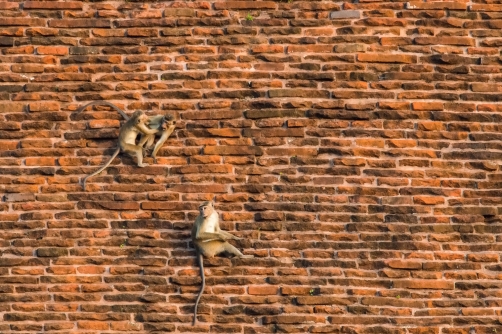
(193, 252), (205, 326)
(81, 147), (120, 190)
(191, 201), (253, 325)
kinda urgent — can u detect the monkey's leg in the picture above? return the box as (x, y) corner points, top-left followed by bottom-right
(137, 133), (153, 148)
(192, 252), (205, 326)
(222, 242), (253, 258)
(145, 134), (156, 149)
(138, 134), (155, 158)
(121, 143), (148, 167)
(151, 125), (175, 162)
(198, 241), (226, 258)
(81, 147), (120, 190)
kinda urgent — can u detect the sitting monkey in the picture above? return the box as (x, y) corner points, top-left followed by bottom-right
(191, 201), (252, 325)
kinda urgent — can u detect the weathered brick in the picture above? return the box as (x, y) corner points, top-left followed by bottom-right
(0, 3), (501, 332)
(407, 2), (467, 10)
(214, 1), (276, 9)
(414, 37), (475, 46)
(357, 53), (417, 64)
(49, 19), (111, 28)
(330, 10), (360, 19)
(36, 46), (68, 56)
(24, 1), (83, 10)
(0, 18), (46, 26)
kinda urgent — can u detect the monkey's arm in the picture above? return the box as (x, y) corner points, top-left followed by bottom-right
(217, 229), (242, 240)
(151, 124), (175, 159)
(196, 232), (228, 242)
(147, 115), (165, 128)
(136, 122), (162, 135)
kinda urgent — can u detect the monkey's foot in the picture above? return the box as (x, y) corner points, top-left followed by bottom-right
(142, 148), (151, 157)
(137, 163), (149, 167)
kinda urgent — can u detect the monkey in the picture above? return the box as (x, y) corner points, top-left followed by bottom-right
(191, 201), (253, 326)
(138, 114), (176, 163)
(81, 110), (160, 190)
(77, 101), (176, 189)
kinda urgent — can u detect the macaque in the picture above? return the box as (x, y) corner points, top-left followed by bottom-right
(138, 114), (176, 163)
(191, 201), (252, 325)
(81, 110), (159, 190)
(77, 101), (176, 189)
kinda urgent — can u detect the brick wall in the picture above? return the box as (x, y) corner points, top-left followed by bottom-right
(1, 0), (502, 333)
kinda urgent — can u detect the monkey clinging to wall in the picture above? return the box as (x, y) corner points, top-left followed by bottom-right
(191, 201), (253, 325)
(77, 101), (176, 190)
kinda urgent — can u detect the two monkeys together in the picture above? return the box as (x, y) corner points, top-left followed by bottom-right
(77, 101), (176, 190)
(78, 102), (252, 325)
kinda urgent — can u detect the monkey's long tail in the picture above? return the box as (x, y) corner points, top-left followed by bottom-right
(77, 101), (130, 120)
(81, 148), (120, 190)
(192, 253), (205, 326)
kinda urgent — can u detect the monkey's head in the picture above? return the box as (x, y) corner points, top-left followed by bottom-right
(199, 201), (214, 218)
(164, 114), (176, 126)
(132, 110), (148, 124)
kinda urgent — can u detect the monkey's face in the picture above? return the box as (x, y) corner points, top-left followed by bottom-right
(161, 118), (175, 130)
(199, 204), (213, 218)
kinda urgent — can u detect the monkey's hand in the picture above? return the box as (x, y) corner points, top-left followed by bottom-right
(219, 230), (242, 241)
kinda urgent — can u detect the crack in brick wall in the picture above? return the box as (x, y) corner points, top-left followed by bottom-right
(1, 0), (502, 333)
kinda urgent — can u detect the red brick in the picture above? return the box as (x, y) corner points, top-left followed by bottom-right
(24, 1), (83, 10)
(393, 280), (454, 289)
(407, 2), (466, 10)
(0, 18), (46, 26)
(0, 2), (19, 10)
(288, 45), (333, 53)
(48, 19), (110, 28)
(414, 37), (475, 46)
(413, 196), (445, 205)
(357, 53), (417, 64)
(77, 321), (108, 330)
(214, 1), (277, 9)
(36, 46), (68, 56)
(248, 286), (278, 295)
(0, 3), (501, 332)
(412, 102), (444, 111)
(470, 4), (502, 11)
(25, 158), (56, 166)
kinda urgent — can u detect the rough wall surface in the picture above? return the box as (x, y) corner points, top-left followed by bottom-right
(2, 0), (502, 333)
